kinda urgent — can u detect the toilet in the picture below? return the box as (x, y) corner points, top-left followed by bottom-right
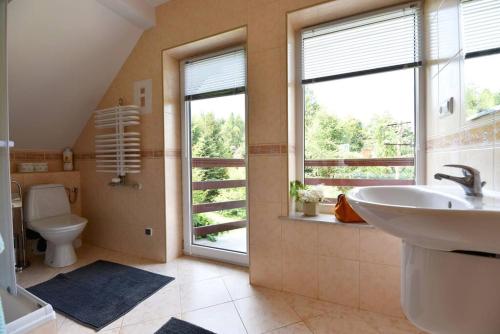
(24, 184), (87, 268)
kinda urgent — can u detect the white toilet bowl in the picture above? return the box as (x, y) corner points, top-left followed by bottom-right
(28, 214), (87, 267)
(24, 184), (87, 268)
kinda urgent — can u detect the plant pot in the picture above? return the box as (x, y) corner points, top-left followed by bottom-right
(303, 202), (319, 216)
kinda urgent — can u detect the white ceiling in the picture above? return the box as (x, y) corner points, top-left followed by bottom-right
(7, 0), (149, 150)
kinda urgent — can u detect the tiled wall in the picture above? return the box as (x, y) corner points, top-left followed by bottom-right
(9, 149), (63, 173)
(279, 222), (403, 317)
(10, 171), (82, 215)
(71, 0), (407, 317)
(73, 155), (168, 261)
(425, 0), (499, 189)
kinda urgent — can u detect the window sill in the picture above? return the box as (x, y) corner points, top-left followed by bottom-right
(279, 212), (373, 228)
(467, 107), (500, 122)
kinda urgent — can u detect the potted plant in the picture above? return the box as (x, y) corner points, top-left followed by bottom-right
(290, 180), (305, 212)
(290, 181), (324, 216)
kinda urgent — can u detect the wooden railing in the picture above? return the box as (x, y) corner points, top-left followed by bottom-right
(304, 157), (414, 167)
(304, 157), (415, 187)
(191, 157), (414, 236)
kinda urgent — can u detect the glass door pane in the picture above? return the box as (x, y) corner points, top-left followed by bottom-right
(188, 93), (247, 254)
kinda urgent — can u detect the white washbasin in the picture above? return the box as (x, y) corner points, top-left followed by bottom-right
(347, 186), (500, 254)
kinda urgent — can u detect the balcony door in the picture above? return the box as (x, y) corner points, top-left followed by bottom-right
(181, 48), (248, 265)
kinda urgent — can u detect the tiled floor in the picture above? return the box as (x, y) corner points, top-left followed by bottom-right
(17, 244), (426, 334)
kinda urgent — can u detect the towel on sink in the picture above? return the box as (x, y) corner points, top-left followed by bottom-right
(334, 194), (365, 223)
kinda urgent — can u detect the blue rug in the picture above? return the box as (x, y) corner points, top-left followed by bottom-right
(28, 260), (174, 331)
(156, 318), (216, 334)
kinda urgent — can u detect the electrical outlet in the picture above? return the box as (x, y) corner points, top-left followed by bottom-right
(145, 228), (153, 236)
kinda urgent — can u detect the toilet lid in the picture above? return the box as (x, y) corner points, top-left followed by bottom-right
(28, 214), (87, 233)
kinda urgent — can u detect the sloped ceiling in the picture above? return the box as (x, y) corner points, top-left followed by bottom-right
(7, 0), (150, 150)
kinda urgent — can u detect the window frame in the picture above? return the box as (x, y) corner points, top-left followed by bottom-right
(295, 3), (426, 207)
(180, 45), (249, 266)
(459, 0), (500, 121)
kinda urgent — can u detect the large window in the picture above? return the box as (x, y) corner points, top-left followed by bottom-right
(461, 0), (500, 119)
(182, 48), (248, 263)
(300, 4), (422, 199)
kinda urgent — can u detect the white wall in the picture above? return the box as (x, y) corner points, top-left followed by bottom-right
(7, 0), (144, 149)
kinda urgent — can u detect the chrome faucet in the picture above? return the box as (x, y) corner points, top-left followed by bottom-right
(434, 164), (485, 197)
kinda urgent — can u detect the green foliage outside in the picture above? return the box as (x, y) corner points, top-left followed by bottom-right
(191, 110), (246, 242)
(304, 86), (415, 197)
(191, 88), (417, 240)
(465, 85), (500, 118)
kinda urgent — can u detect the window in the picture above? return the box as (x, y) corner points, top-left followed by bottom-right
(182, 48), (248, 263)
(300, 4), (422, 199)
(461, 0), (500, 119)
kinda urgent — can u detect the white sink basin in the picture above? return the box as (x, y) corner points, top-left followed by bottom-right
(347, 185), (500, 334)
(347, 186), (500, 254)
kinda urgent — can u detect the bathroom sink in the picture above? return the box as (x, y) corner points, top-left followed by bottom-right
(347, 186), (500, 254)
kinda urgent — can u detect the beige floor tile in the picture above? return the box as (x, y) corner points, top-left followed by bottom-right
(180, 277), (232, 312)
(56, 316), (121, 333)
(266, 322), (313, 334)
(55, 313), (67, 330)
(235, 290), (301, 334)
(119, 316), (174, 334)
(137, 260), (178, 278)
(122, 285), (181, 326)
(57, 320), (97, 334)
(181, 302), (247, 334)
(304, 308), (379, 334)
(19, 245), (421, 334)
(281, 293), (339, 320)
(223, 270), (259, 300)
(100, 316), (123, 331)
(217, 262), (249, 277)
(177, 257), (223, 283)
(357, 310), (423, 334)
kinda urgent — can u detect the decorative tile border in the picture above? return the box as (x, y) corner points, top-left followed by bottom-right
(10, 149), (62, 161)
(74, 152), (96, 160)
(427, 122), (497, 151)
(165, 149), (182, 157)
(23, 144), (291, 162)
(249, 144), (291, 155)
(74, 149), (181, 160)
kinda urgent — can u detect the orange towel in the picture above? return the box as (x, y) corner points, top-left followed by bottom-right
(334, 194), (365, 223)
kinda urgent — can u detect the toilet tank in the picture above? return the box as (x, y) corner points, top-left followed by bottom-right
(24, 184), (71, 222)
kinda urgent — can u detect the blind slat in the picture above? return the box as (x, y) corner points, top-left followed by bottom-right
(302, 4), (422, 82)
(184, 49), (246, 99)
(462, 0), (500, 55)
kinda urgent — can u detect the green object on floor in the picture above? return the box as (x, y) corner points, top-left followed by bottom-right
(0, 233), (5, 334)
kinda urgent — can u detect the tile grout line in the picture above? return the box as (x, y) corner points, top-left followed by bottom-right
(231, 299), (250, 334)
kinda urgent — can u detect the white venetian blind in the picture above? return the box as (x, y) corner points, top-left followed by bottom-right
(184, 49), (246, 100)
(302, 4), (422, 83)
(461, 0), (500, 57)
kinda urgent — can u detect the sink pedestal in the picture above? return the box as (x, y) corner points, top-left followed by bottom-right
(402, 241), (500, 334)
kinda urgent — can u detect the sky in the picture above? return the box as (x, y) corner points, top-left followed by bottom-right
(189, 69), (415, 125)
(189, 54), (500, 124)
(305, 68), (415, 124)
(465, 54), (500, 93)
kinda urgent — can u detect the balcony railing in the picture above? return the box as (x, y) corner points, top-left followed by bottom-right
(304, 157), (415, 187)
(191, 157), (414, 237)
(192, 158), (246, 237)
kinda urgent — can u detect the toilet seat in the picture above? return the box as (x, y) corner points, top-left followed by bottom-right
(28, 214), (87, 233)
